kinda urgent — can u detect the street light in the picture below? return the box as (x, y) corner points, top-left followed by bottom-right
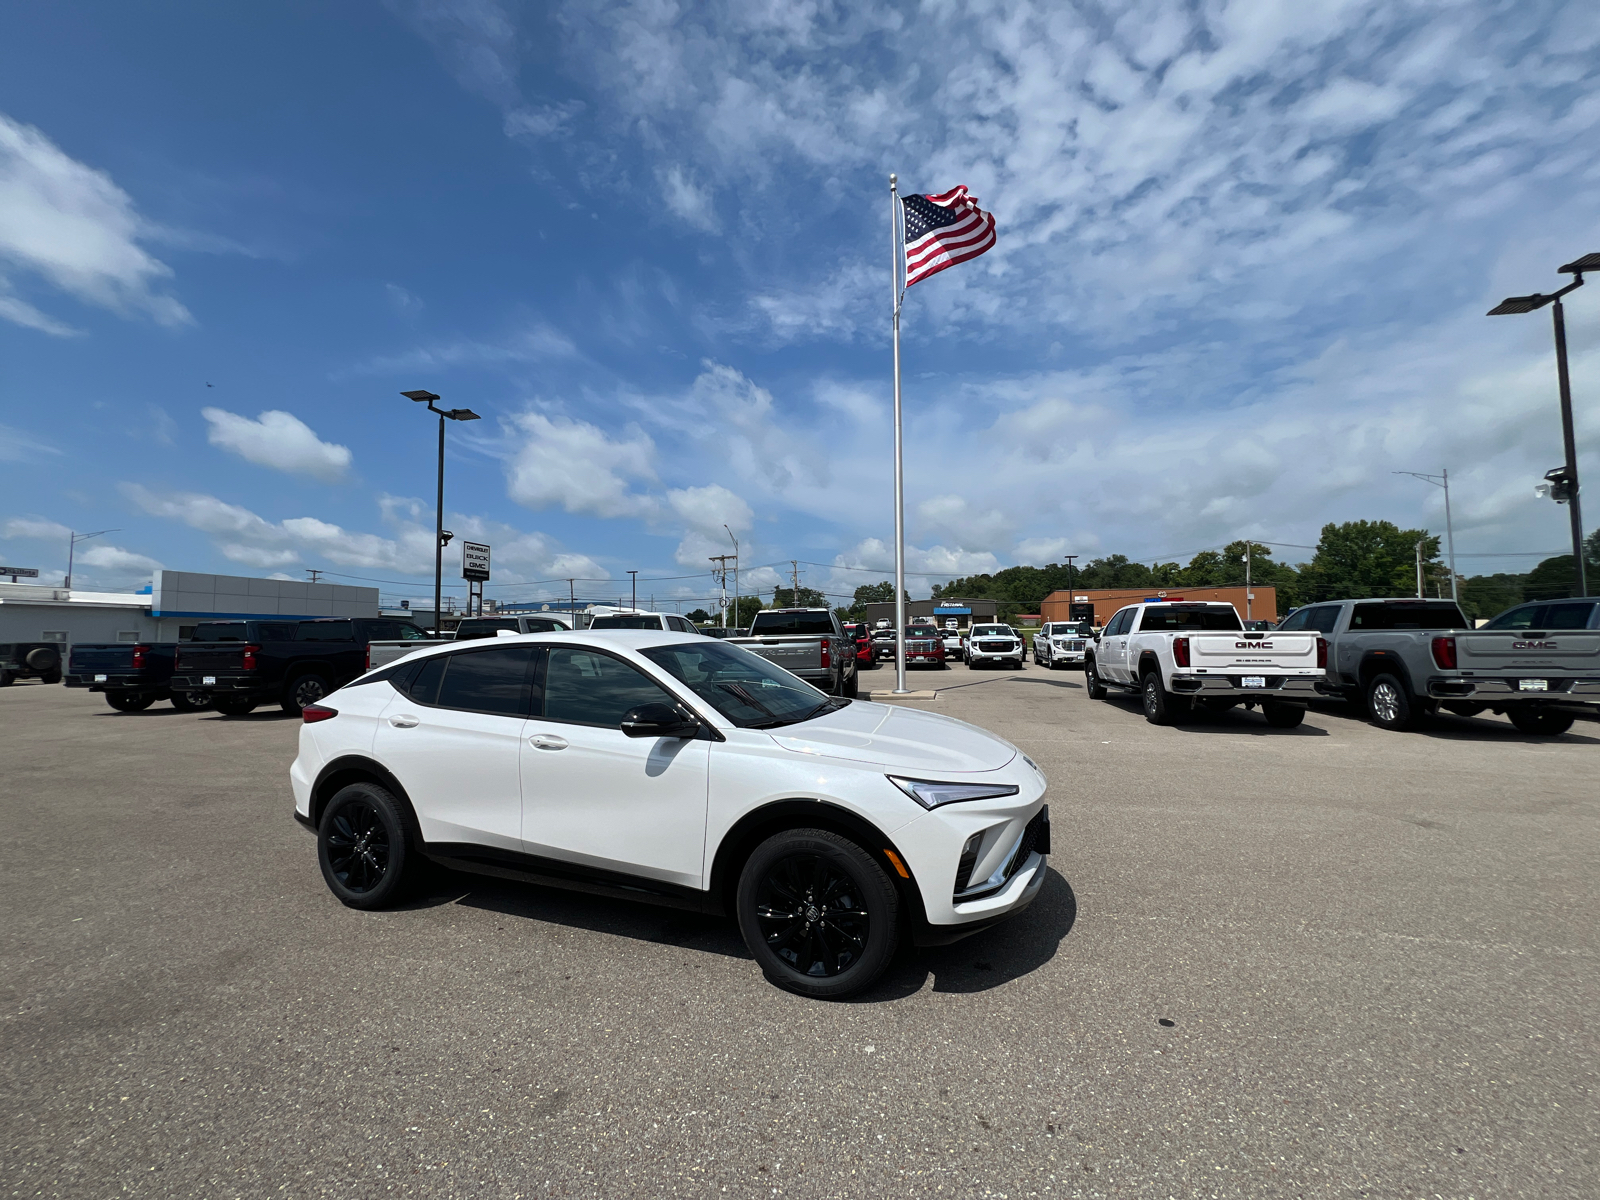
(403, 390), (481, 634)
(1395, 469), (1458, 603)
(1487, 253), (1595, 597)
(64, 528), (118, 590)
(723, 524), (739, 626)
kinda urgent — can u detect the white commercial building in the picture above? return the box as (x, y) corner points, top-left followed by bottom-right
(0, 570), (380, 653)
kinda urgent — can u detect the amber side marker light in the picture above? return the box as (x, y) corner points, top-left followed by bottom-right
(882, 849), (911, 879)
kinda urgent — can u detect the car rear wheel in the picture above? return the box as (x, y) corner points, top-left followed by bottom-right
(1365, 674), (1416, 731)
(282, 672), (331, 715)
(105, 691), (154, 712)
(169, 690), (209, 712)
(1262, 700), (1306, 728)
(1085, 659), (1106, 699)
(1142, 671), (1188, 724)
(0, 669), (14, 687)
(1507, 707), (1575, 736)
(317, 782), (417, 909)
(213, 696), (257, 717)
(736, 828), (898, 1000)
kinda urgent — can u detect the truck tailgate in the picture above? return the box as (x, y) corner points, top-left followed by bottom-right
(68, 645), (138, 673)
(1454, 631), (1600, 674)
(1191, 633), (1320, 672)
(176, 645), (248, 673)
(736, 638), (823, 672)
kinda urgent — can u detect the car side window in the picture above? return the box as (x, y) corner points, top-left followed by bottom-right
(543, 647), (675, 728)
(1543, 602), (1594, 630)
(1107, 611), (1129, 636)
(298, 620), (355, 642)
(1483, 605), (1544, 631)
(432, 646), (539, 717)
(1276, 610), (1309, 632)
(1303, 607), (1340, 634)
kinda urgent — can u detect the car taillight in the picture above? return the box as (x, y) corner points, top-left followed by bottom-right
(1317, 637), (1329, 668)
(1430, 636), (1456, 669)
(131, 644), (147, 669)
(821, 639), (830, 668)
(301, 704), (338, 724)
(242, 643), (261, 670)
(1173, 637), (1189, 668)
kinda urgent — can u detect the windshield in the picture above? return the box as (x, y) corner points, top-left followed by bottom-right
(1349, 602), (1469, 631)
(906, 626), (940, 638)
(1136, 607), (1243, 632)
(641, 641), (836, 729)
(589, 615), (663, 630)
(971, 625), (1012, 637)
(750, 611), (835, 635)
(192, 622), (248, 642)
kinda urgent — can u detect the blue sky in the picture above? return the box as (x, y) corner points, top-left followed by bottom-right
(2, 0), (1598, 609)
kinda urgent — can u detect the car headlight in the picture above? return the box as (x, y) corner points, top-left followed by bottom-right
(888, 776), (1020, 810)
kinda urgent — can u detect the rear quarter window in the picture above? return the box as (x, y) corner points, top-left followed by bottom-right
(1349, 603), (1468, 631)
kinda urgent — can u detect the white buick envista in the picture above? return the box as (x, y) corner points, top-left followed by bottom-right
(290, 630), (1049, 998)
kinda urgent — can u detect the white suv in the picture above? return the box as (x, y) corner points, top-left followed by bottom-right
(966, 623), (1025, 669)
(291, 630), (1049, 999)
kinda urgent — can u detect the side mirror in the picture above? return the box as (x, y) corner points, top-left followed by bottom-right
(620, 702), (700, 739)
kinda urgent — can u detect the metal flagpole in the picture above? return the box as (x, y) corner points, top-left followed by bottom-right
(890, 173), (908, 694)
(1441, 467), (1459, 604)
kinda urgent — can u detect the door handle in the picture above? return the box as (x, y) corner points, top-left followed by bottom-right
(388, 714), (419, 728)
(529, 734), (568, 750)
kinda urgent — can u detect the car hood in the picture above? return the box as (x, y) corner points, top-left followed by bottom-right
(768, 701), (1016, 773)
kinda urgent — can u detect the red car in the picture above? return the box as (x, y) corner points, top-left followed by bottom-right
(842, 622), (877, 669)
(903, 623), (947, 668)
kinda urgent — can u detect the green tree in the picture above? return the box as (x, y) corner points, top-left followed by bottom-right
(1523, 555), (1578, 601)
(685, 608), (712, 624)
(771, 586), (827, 608)
(731, 595), (764, 627)
(1458, 574), (1523, 622)
(843, 581), (901, 617)
(1298, 520), (1439, 602)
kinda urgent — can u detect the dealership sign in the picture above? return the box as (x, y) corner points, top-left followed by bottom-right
(462, 542), (491, 581)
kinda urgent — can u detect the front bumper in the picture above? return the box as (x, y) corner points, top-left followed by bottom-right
(969, 646), (1023, 662)
(1169, 675), (1320, 700)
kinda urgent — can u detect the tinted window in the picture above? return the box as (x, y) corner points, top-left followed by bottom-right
(525, 618), (569, 633)
(455, 618), (520, 641)
(433, 647), (537, 716)
(906, 626), (941, 638)
(750, 611), (835, 634)
(971, 625), (1013, 638)
(298, 620), (355, 642)
(589, 615), (665, 630)
(258, 623), (298, 641)
(1483, 604), (1544, 630)
(1303, 607), (1342, 634)
(1349, 603), (1469, 631)
(396, 624), (430, 640)
(1103, 612), (1128, 636)
(642, 641), (827, 728)
(1275, 609), (1309, 631)
(193, 622), (248, 642)
(1136, 606), (1243, 632)
(405, 655), (447, 705)
(1544, 601), (1597, 630)
(543, 648), (673, 727)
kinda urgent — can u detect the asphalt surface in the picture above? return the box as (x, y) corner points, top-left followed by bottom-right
(3, 667), (1596, 1199)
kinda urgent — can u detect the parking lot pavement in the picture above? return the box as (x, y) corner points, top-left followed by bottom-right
(3, 674), (1595, 1200)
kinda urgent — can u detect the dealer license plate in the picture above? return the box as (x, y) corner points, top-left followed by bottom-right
(1519, 678), (1548, 692)
(1241, 676), (1266, 689)
(203, 675), (217, 685)
(94, 673), (107, 682)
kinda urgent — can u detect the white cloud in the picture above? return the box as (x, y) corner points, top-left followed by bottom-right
(202, 408), (353, 482)
(3, 516), (70, 541)
(343, 321), (578, 375)
(75, 544), (161, 574)
(505, 101), (585, 140)
(505, 411), (657, 518)
(658, 165), (718, 232)
(0, 112), (190, 332)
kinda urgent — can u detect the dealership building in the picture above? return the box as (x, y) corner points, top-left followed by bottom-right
(859, 597), (999, 629)
(1041, 585), (1277, 628)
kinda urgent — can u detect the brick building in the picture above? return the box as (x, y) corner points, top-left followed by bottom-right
(1040, 585), (1276, 628)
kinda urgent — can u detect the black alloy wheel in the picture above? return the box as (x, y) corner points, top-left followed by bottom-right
(282, 672), (331, 715)
(736, 828), (898, 1000)
(317, 781), (415, 908)
(1142, 671), (1188, 724)
(169, 690), (209, 712)
(1507, 707), (1575, 737)
(1084, 658), (1106, 699)
(213, 696), (257, 717)
(105, 691), (154, 712)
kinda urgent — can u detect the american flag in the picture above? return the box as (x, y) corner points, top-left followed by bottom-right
(901, 186), (997, 287)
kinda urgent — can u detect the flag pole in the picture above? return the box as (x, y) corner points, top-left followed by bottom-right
(890, 173), (908, 694)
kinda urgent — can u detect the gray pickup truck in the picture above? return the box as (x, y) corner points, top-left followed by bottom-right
(727, 608), (859, 696)
(1278, 596), (1600, 735)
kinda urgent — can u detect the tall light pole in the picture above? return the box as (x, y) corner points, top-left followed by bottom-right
(1395, 469), (1458, 603)
(64, 528), (118, 590)
(403, 391), (481, 634)
(723, 525), (739, 626)
(628, 569), (638, 612)
(1488, 251), (1596, 598)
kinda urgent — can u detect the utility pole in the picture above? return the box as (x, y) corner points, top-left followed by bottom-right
(567, 578), (575, 623)
(1245, 543), (1251, 621)
(791, 560), (800, 599)
(710, 555), (735, 627)
(628, 569), (638, 612)
(64, 529), (117, 591)
(723, 526), (740, 624)
(306, 568), (323, 584)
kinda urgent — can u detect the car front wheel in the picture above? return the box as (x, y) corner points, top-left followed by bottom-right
(317, 782), (417, 909)
(1085, 659), (1106, 699)
(105, 691), (154, 712)
(736, 828), (899, 1000)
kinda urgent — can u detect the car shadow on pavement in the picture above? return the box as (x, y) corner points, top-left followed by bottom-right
(1103, 696), (1332, 736)
(1306, 700), (1600, 745)
(1005, 676), (1084, 690)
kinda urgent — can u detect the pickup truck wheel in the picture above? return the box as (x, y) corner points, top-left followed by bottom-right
(1141, 672), (1188, 724)
(1365, 674), (1417, 731)
(0, 669), (14, 687)
(735, 828), (898, 1000)
(968, 657), (981, 670)
(1084, 659), (1106, 699)
(1507, 708), (1575, 736)
(169, 691), (208, 712)
(282, 672), (331, 715)
(105, 691), (154, 712)
(1262, 701), (1305, 729)
(213, 696), (257, 717)
(318, 782), (417, 909)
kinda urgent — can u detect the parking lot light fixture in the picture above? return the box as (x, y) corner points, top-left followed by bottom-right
(64, 528), (118, 591)
(1487, 258), (1592, 597)
(403, 390), (482, 634)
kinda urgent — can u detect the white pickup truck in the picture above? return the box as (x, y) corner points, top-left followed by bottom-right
(1085, 601), (1323, 727)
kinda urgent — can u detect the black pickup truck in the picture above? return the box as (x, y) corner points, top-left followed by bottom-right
(64, 642), (209, 711)
(169, 617), (424, 716)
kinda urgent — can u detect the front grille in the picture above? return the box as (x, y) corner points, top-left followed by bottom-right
(978, 641), (1009, 652)
(1008, 806), (1050, 873)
